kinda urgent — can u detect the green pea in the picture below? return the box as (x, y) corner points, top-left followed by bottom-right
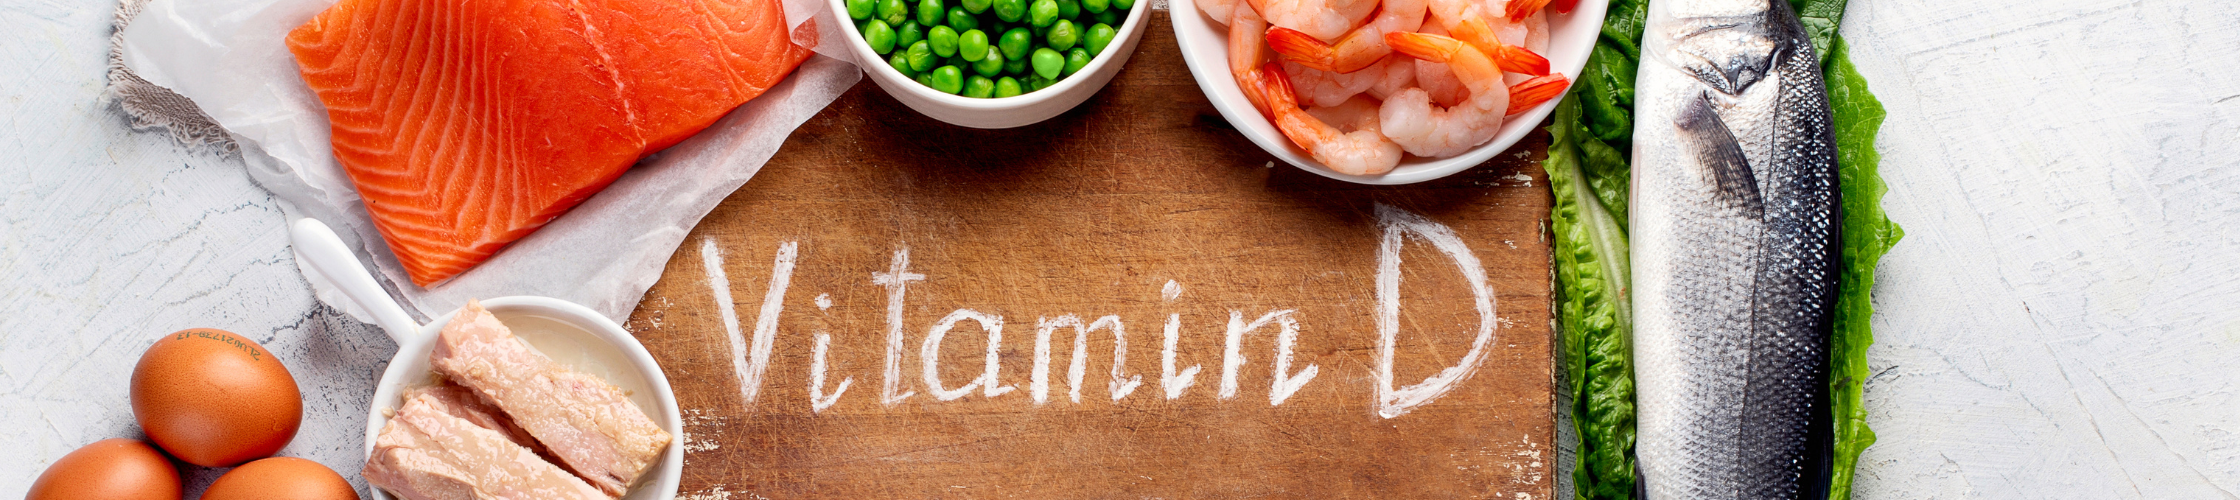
(888, 52), (915, 77)
(1063, 47), (1089, 76)
(877, 0), (908, 26)
(929, 25), (959, 57)
(992, 0), (1025, 22)
(1027, 73), (1055, 91)
(1004, 54), (1029, 74)
(898, 21), (925, 48)
(973, 50), (1004, 76)
(945, 6), (977, 30)
(906, 40), (937, 72)
(915, 0), (944, 27)
(994, 77), (1024, 97)
(963, 76), (996, 98)
(863, 20), (898, 54)
(915, 72), (935, 87)
(997, 28), (1033, 60)
(1028, 0), (1058, 27)
(1046, 19), (1078, 51)
(857, 18), (872, 35)
(1093, 8), (1119, 26)
(959, 29), (991, 61)
(1084, 23), (1114, 55)
(1055, 0), (1079, 20)
(1112, 0), (1132, 11)
(1081, 0), (1107, 14)
(930, 65), (965, 94)
(1030, 47), (1063, 79)
(961, 0), (991, 13)
(848, 0), (877, 19)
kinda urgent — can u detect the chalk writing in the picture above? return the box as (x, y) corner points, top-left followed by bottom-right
(872, 249), (924, 406)
(697, 204), (1497, 419)
(1373, 203), (1499, 419)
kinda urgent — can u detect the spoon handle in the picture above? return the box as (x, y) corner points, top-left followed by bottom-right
(289, 218), (422, 343)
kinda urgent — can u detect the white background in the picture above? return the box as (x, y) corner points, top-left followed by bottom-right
(6, 0), (2238, 497)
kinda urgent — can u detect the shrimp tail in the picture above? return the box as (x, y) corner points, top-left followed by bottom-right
(1503, 0), (1551, 21)
(1506, 74), (1569, 114)
(1486, 42), (1551, 76)
(1269, 26), (1395, 74)
(1441, 17), (1552, 75)
(1384, 31), (1459, 62)
(1266, 27), (1342, 72)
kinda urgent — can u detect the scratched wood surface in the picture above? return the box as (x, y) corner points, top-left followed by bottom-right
(622, 11), (1556, 498)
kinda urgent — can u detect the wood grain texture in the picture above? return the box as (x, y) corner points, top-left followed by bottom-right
(624, 11), (1557, 498)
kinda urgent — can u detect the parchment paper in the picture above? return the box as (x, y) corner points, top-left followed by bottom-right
(118, 0), (863, 325)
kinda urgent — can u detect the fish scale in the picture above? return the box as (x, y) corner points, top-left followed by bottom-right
(1630, 0), (1840, 498)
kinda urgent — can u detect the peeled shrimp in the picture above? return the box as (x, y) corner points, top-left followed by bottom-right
(1412, 22), (1469, 107)
(1284, 61), (1378, 107)
(1377, 31), (1511, 158)
(1229, 0), (1275, 117)
(1304, 95), (1385, 131)
(1364, 55), (1417, 100)
(1260, 63), (1403, 176)
(1200, 0), (1239, 26)
(1264, 0), (1427, 74)
(1415, 59), (1469, 107)
(1260, 0), (1377, 42)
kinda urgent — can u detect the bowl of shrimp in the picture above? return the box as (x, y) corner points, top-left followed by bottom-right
(1174, 0), (1607, 184)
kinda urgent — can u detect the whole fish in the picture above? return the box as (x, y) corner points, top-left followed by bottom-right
(1628, 0), (1841, 498)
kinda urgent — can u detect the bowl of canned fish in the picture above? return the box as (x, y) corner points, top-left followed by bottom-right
(1174, 0), (1607, 184)
(835, 0), (1151, 128)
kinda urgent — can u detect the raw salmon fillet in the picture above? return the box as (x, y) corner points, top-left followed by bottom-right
(287, 0), (813, 285)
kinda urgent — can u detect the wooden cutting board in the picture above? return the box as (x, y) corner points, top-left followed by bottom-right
(623, 11), (1557, 498)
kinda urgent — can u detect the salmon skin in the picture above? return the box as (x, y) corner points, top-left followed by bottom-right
(288, 0), (812, 286)
(1628, 0), (1840, 498)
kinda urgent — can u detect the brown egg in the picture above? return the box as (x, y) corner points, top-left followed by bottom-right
(26, 438), (182, 500)
(130, 328), (303, 467)
(202, 457), (361, 500)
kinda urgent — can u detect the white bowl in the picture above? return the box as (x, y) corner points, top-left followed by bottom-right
(361, 297), (685, 500)
(1171, 0), (1608, 184)
(287, 219), (682, 500)
(831, 0), (1153, 128)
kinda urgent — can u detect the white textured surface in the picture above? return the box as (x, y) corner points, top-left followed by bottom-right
(5, 0), (2240, 498)
(1844, 0), (2240, 497)
(2, 0), (391, 496)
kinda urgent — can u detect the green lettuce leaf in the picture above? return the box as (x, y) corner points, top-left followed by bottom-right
(1790, 0), (1850, 68)
(1547, 94), (1637, 500)
(1823, 34), (1898, 500)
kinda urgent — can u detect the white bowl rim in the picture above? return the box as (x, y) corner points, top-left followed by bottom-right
(362, 295), (684, 500)
(829, 0), (1154, 112)
(1170, 0), (1610, 185)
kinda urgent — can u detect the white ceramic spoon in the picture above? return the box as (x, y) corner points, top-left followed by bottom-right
(289, 218), (684, 500)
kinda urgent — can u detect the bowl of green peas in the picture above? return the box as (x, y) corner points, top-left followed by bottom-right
(836, 0), (1147, 128)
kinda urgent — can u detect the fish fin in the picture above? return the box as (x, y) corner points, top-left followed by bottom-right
(1676, 93), (1764, 215)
